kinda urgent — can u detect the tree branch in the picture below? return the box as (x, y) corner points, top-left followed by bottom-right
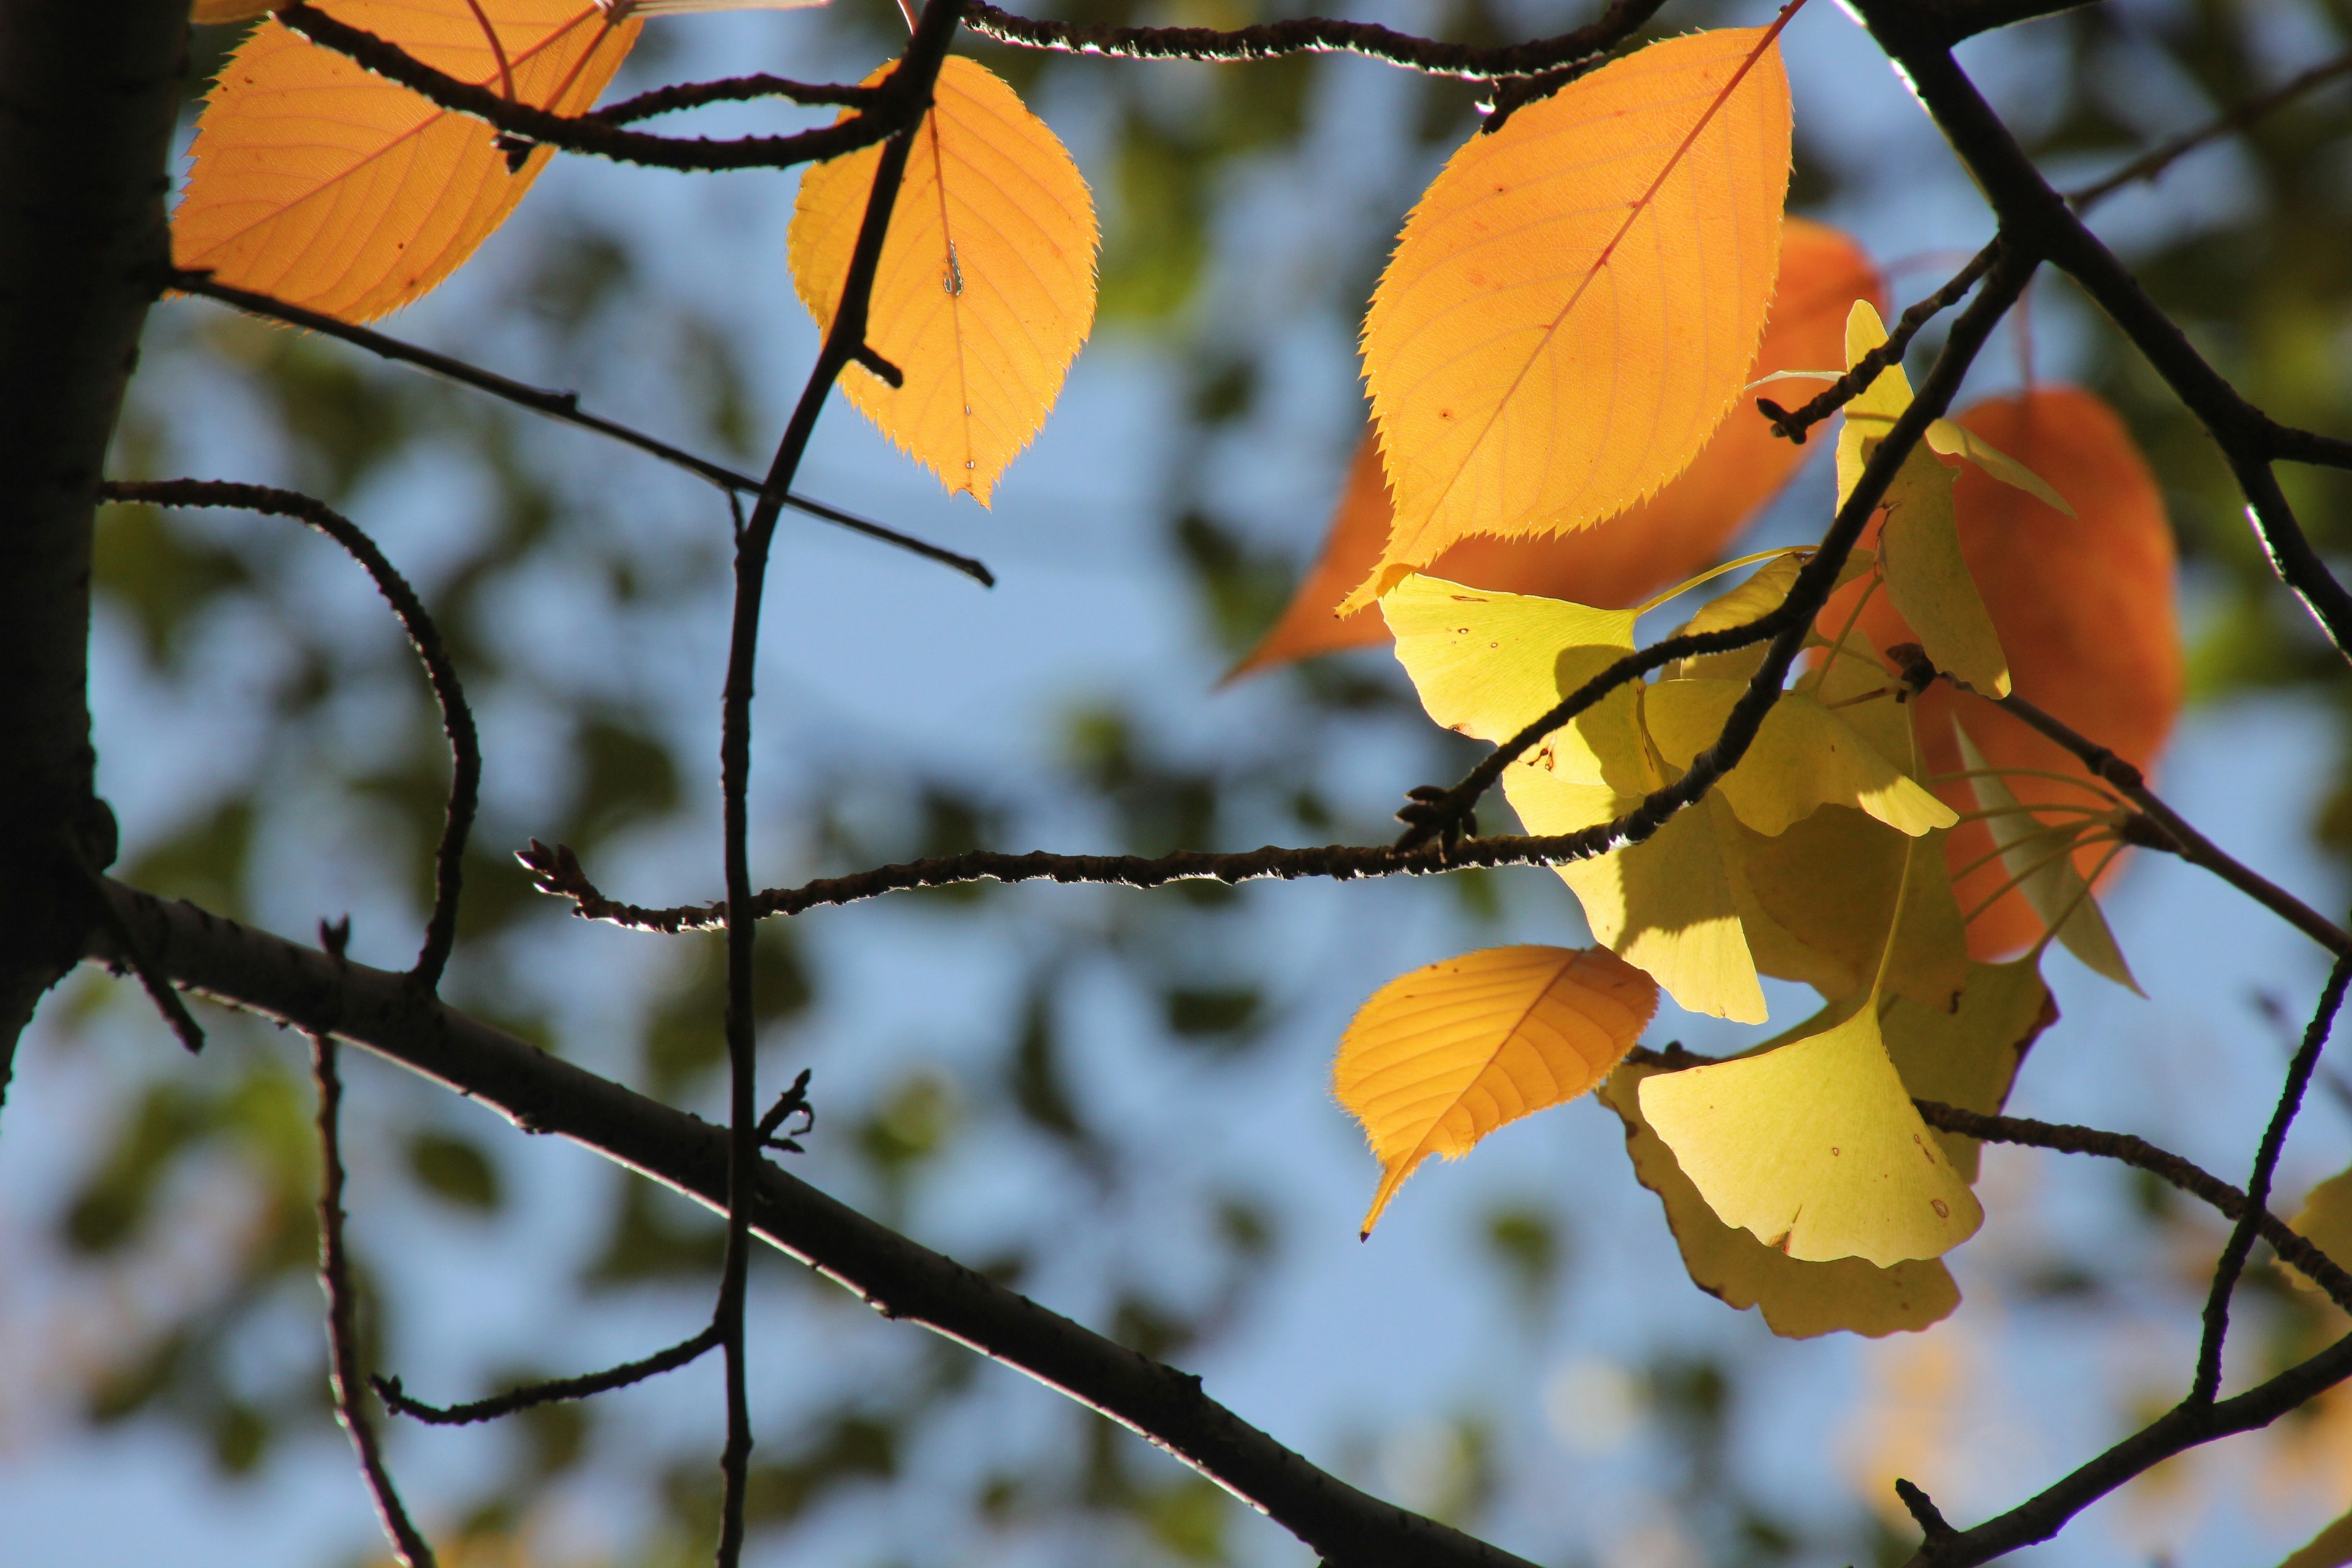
(375, 1323), (721, 1427)
(86, 878), (1541, 1568)
(594, 74), (883, 124)
(275, 1), (913, 173)
(960, 0), (1665, 77)
(1757, 241), (1999, 445)
(2067, 49), (2352, 211)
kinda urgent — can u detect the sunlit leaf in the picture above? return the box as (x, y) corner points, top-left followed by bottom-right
(1601, 1059), (1961, 1338)
(1845, 387), (2182, 958)
(1739, 808), (1970, 1011)
(2288, 1167), (2352, 1295)
(1925, 420), (2072, 515)
(1836, 303), (2010, 698)
(1335, 945), (1656, 1235)
(1346, 28), (1793, 609)
(790, 56), (1098, 505)
(1880, 957), (2054, 1182)
(175, 1), (641, 322)
(1643, 679), (1955, 838)
(1638, 997), (1983, 1265)
(1232, 221), (1878, 677)
(1953, 725), (2139, 992)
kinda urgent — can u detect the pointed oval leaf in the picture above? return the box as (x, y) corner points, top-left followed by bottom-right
(1233, 222), (1879, 677)
(1846, 388), (2182, 958)
(174, 2), (641, 322)
(790, 56), (1098, 505)
(1638, 1001), (1983, 1266)
(1336, 944), (1656, 1235)
(1348, 28), (1793, 608)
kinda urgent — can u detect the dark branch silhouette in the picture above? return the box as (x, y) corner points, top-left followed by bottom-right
(375, 1324), (723, 1427)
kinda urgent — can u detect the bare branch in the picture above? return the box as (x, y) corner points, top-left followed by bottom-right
(170, 274), (995, 587)
(1757, 241), (1999, 445)
(961, 0), (1664, 78)
(2068, 50), (2352, 211)
(89, 878), (1542, 1568)
(313, 1030), (438, 1568)
(375, 1324), (722, 1427)
(103, 481), (479, 990)
(594, 74), (883, 124)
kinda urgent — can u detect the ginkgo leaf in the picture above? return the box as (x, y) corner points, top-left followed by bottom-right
(1642, 679), (1956, 838)
(1675, 548), (1875, 685)
(1346, 27), (1793, 609)
(1382, 574), (1644, 791)
(1740, 809), (1970, 1011)
(1835, 303), (2010, 698)
(1880, 957), (2054, 1182)
(1506, 764), (1768, 1023)
(1925, 420), (2072, 515)
(1335, 944), (1656, 1235)
(2278, 1509), (2352, 1568)
(2286, 1167), (2352, 1295)
(1231, 221), (1880, 677)
(1845, 388), (2182, 959)
(1638, 1000), (1983, 1265)
(1954, 725), (2140, 993)
(790, 56), (1097, 506)
(175, 1), (641, 323)
(1600, 1060), (1961, 1339)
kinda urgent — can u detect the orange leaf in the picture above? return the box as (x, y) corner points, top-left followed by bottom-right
(1346, 26), (1793, 611)
(1334, 944), (1656, 1235)
(174, 1), (639, 323)
(1233, 220), (1876, 678)
(789, 56), (1098, 506)
(1831, 388), (2181, 957)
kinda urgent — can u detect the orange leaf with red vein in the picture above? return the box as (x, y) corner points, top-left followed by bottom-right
(175, 1), (641, 323)
(1831, 387), (2182, 957)
(1233, 220), (1877, 679)
(1346, 26), (1794, 611)
(1335, 944), (1656, 1237)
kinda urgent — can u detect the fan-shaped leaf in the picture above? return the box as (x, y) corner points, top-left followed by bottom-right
(175, 1), (641, 323)
(1643, 680), (1956, 838)
(1346, 28), (1792, 609)
(1233, 221), (1877, 676)
(790, 56), (1098, 505)
(1336, 945), (1656, 1235)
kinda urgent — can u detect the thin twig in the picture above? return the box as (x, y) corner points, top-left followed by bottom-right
(594, 74), (882, 124)
(2068, 49), (2352, 211)
(313, 1032), (438, 1568)
(374, 1324), (722, 1426)
(276, 1), (910, 173)
(961, 0), (1664, 78)
(2193, 948), (2352, 1401)
(171, 273), (994, 587)
(1756, 240), (1999, 445)
(59, 831), (203, 1052)
(103, 481), (478, 990)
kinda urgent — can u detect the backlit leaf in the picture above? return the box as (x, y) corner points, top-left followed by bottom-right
(1347, 28), (1792, 609)
(1335, 945), (1656, 1235)
(1232, 221), (1877, 676)
(175, 1), (641, 322)
(1954, 725), (2139, 992)
(1836, 303), (2010, 697)
(1643, 680), (1955, 838)
(2287, 1167), (2352, 1295)
(2278, 1509), (2352, 1568)
(790, 56), (1098, 505)
(1845, 388), (2182, 958)
(1638, 998), (1983, 1265)
(1880, 957), (2054, 1182)
(1601, 1059), (1961, 1338)
(1740, 808), (1970, 1011)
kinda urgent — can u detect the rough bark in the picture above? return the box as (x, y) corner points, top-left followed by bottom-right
(0, 0), (188, 1096)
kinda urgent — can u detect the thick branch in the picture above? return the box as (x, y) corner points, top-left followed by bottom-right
(961, 0), (1664, 77)
(88, 880), (1539, 1568)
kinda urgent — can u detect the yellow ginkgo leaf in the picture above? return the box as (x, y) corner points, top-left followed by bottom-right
(1880, 957), (2054, 1182)
(1600, 1060), (1961, 1338)
(1347, 28), (1793, 609)
(1672, 549), (1874, 685)
(1638, 1000), (1983, 1265)
(1740, 808), (1970, 1011)
(1507, 763), (1768, 1024)
(1953, 723), (2141, 992)
(1335, 944), (1657, 1235)
(1836, 303), (2010, 697)
(1643, 679), (1956, 838)
(790, 56), (1098, 505)
(1926, 420), (2074, 516)
(174, 2), (641, 323)
(2286, 1167), (2352, 1295)
(1383, 574), (1644, 791)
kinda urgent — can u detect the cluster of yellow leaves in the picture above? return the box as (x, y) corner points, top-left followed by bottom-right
(1319, 24), (2183, 1340)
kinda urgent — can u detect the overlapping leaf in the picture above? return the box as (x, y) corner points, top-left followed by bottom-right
(1845, 388), (2182, 957)
(790, 56), (1098, 505)
(175, 1), (643, 322)
(1335, 945), (1656, 1235)
(1953, 726), (2139, 990)
(1346, 28), (1793, 609)
(1232, 221), (1878, 676)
